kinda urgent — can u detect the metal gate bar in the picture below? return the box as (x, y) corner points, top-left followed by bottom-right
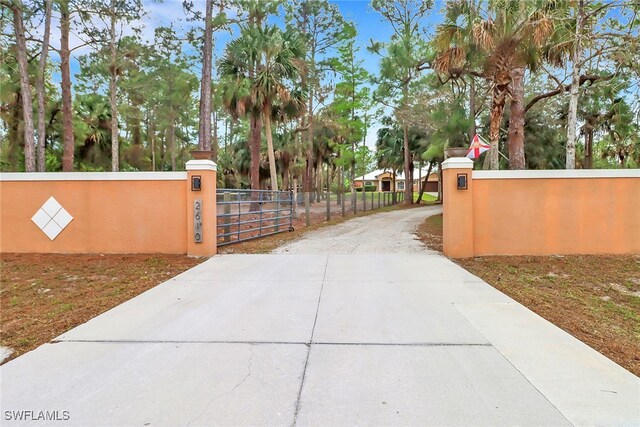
(216, 189), (294, 246)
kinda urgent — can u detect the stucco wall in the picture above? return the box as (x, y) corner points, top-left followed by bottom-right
(443, 159), (640, 257)
(0, 172), (188, 254)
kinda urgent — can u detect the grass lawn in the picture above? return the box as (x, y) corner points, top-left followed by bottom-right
(0, 254), (202, 364)
(416, 214), (640, 376)
(413, 192), (438, 203)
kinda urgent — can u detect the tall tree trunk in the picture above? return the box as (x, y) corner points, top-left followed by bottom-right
(132, 106), (141, 145)
(486, 84), (509, 170)
(249, 114), (262, 190)
(316, 160), (322, 202)
(109, 1), (119, 171)
(36, 0), (52, 172)
(304, 113), (314, 193)
(508, 67), (526, 170)
(149, 114), (156, 171)
(402, 123), (412, 204)
(227, 118), (234, 154)
(8, 92), (22, 169)
(566, 0), (584, 169)
(10, 0), (35, 171)
(301, 10), (313, 195)
(159, 128), (166, 170)
(468, 77), (476, 141)
(168, 119), (176, 171)
(350, 141), (356, 213)
(416, 161), (433, 204)
(264, 107), (278, 191)
(198, 0), (213, 151)
(212, 109), (218, 160)
(584, 125), (593, 168)
(60, 0), (74, 171)
(392, 168), (397, 203)
(283, 165), (290, 191)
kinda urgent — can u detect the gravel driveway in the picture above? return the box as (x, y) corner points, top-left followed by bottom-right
(274, 205), (442, 254)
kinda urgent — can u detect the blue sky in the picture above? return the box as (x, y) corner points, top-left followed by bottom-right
(50, 0), (445, 147)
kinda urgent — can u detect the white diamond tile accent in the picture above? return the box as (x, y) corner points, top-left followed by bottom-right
(31, 209), (52, 229)
(42, 221), (63, 240)
(52, 208), (73, 229)
(41, 197), (62, 217)
(31, 197), (73, 241)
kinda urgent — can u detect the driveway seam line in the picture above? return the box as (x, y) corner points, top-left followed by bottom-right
(453, 304), (574, 425)
(291, 254), (329, 427)
(52, 339), (492, 346)
(488, 343), (573, 425)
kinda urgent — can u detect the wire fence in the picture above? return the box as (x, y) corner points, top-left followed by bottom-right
(293, 190), (406, 226)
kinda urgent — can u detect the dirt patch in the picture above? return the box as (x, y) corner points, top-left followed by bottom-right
(416, 214), (640, 377)
(415, 212), (443, 252)
(0, 253), (202, 364)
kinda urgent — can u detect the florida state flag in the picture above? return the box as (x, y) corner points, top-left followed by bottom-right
(466, 134), (490, 159)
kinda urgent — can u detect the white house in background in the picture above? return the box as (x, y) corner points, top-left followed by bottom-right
(353, 168), (439, 192)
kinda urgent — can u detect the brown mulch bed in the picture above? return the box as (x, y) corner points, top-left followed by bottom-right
(416, 213), (640, 377)
(0, 253), (202, 364)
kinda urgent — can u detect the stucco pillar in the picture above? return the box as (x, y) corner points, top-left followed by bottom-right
(442, 157), (474, 258)
(185, 160), (217, 257)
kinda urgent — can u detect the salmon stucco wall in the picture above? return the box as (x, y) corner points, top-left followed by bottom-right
(442, 160), (640, 257)
(0, 173), (188, 254)
(471, 173), (640, 256)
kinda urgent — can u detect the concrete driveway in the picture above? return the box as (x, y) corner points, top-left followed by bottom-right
(1, 206), (639, 426)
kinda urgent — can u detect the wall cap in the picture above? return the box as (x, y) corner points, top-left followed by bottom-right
(0, 172), (187, 182)
(473, 169), (640, 179)
(442, 157), (473, 170)
(185, 160), (217, 171)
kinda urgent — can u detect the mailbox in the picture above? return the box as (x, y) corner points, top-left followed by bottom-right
(191, 175), (202, 191)
(457, 173), (468, 190)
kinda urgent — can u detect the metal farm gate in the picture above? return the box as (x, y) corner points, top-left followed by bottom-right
(216, 189), (294, 246)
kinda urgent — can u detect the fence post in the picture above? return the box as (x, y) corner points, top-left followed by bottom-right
(362, 188), (366, 212)
(292, 178), (298, 219)
(305, 192), (310, 226)
(378, 192), (380, 209)
(223, 192), (231, 243)
(326, 189), (331, 221)
(275, 191), (280, 233)
(259, 191), (264, 237)
(289, 191), (294, 230)
(442, 157), (474, 258)
(186, 160), (217, 257)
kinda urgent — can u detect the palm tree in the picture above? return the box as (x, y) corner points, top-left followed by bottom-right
(434, 0), (556, 169)
(273, 94), (307, 190)
(256, 26), (306, 191)
(220, 29), (261, 191)
(220, 24), (306, 191)
(376, 118), (405, 198)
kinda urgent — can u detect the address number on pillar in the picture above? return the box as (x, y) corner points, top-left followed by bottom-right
(194, 199), (203, 243)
